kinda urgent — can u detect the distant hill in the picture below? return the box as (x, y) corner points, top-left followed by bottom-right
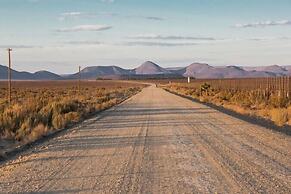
(169, 63), (275, 79)
(98, 74), (184, 80)
(68, 66), (131, 79)
(0, 64), (31, 80)
(32, 71), (62, 80)
(1, 63), (290, 80)
(0, 65), (61, 80)
(182, 63), (215, 77)
(284, 66), (291, 74)
(134, 61), (172, 75)
(242, 65), (291, 76)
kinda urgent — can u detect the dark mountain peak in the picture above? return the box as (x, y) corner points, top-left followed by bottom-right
(269, 64), (280, 67)
(138, 61), (161, 68)
(143, 61), (158, 65)
(0, 65), (61, 80)
(34, 70), (55, 74)
(0, 64), (7, 69)
(81, 66), (128, 73)
(243, 65), (288, 75)
(226, 66), (244, 70)
(1, 63), (290, 80)
(183, 62), (272, 78)
(135, 61), (171, 75)
(188, 62), (211, 67)
(67, 65), (131, 79)
(32, 70), (61, 80)
(264, 65), (287, 71)
(184, 63), (213, 76)
(81, 66), (105, 73)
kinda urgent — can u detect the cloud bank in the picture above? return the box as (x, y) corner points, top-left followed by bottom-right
(0, 45), (42, 49)
(57, 25), (112, 32)
(59, 11), (165, 21)
(129, 34), (216, 40)
(123, 41), (197, 47)
(63, 41), (104, 45)
(235, 20), (291, 28)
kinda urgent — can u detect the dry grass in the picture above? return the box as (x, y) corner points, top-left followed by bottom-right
(0, 81), (145, 144)
(286, 107), (291, 125)
(269, 109), (288, 126)
(163, 83), (291, 127)
(28, 124), (49, 142)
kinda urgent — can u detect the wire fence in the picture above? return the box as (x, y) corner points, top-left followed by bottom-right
(179, 77), (291, 99)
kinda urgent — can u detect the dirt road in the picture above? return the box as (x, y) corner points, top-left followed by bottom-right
(0, 86), (290, 193)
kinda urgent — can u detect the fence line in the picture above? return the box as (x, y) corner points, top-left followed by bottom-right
(181, 77), (291, 99)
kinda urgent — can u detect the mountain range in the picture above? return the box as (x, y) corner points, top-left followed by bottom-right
(0, 61), (290, 80)
(0, 65), (61, 80)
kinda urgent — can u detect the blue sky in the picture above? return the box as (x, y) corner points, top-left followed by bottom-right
(0, 0), (291, 73)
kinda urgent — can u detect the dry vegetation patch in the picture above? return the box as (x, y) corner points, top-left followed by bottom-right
(162, 83), (291, 127)
(0, 81), (145, 152)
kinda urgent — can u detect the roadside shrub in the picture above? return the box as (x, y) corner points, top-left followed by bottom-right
(0, 81), (144, 145)
(200, 83), (211, 93)
(287, 106), (291, 125)
(270, 109), (288, 126)
(64, 112), (81, 124)
(270, 96), (288, 108)
(28, 123), (49, 142)
(52, 114), (66, 129)
(164, 83), (291, 127)
(218, 91), (232, 101)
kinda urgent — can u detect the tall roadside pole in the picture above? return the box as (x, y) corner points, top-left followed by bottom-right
(78, 66), (81, 97)
(7, 48), (12, 106)
(77, 66), (81, 130)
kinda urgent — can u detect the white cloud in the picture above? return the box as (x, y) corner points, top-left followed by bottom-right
(101, 0), (115, 3)
(247, 36), (290, 41)
(129, 34), (216, 40)
(58, 12), (83, 21)
(61, 40), (197, 47)
(64, 41), (104, 45)
(143, 16), (165, 21)
(234, 20), (291, 28)
(0, 45), (42, 49)
(61, 12), (83, 17)
(58, 11), (165, 21)
(59, 11), (115, 18)
(122, 41), (197, 47)
(56, 25), (112, 32)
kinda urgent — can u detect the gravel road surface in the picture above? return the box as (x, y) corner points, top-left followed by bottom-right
(0, 86), (290, 193)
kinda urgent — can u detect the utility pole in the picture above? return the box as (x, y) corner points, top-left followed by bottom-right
(7, 48), (12, 106)
(78, 66), (81, 97)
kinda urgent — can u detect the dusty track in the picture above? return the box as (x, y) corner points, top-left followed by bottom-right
(0, 86), (290, 193)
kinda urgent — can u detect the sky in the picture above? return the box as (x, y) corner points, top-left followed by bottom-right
(0, 0), (291, 74)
